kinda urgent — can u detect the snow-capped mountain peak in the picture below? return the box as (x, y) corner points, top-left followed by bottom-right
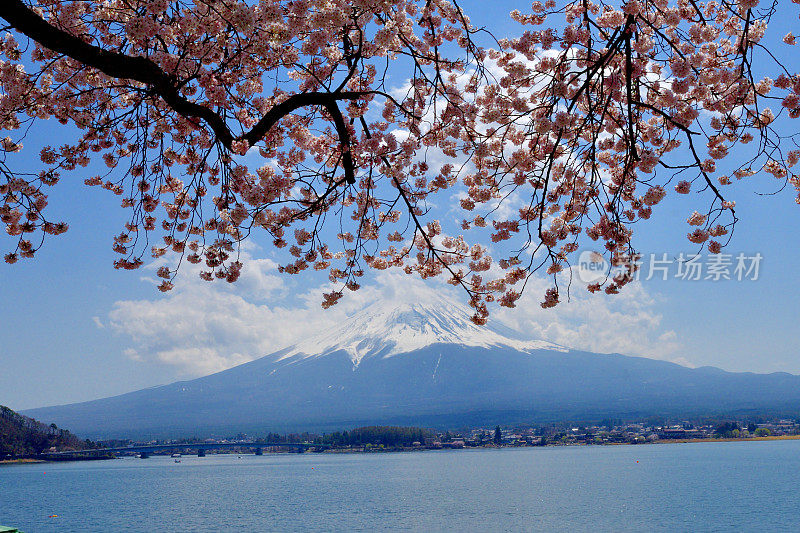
(279, 297), (566, 366)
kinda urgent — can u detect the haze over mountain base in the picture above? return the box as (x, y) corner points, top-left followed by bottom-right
(24, 300), (800, 439)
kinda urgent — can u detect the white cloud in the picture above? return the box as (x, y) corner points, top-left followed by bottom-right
(105, 269), (455, 376)
(491, 275), (682, 362)
(104, 256), (684, 377)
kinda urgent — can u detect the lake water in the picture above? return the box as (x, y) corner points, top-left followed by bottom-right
(2, 440), (800, 532)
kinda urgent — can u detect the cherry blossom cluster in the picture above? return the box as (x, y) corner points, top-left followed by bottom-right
(0, 0), (797, 322)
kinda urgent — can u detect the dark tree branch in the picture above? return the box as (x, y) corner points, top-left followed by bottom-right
(0, 0), (235, 146)
(0, 0), (365, 170)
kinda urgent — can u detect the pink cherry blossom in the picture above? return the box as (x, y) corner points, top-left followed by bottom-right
(0, 0), (795, 317)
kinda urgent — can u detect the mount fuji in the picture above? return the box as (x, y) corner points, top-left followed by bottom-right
(274, 297), (567, 368)
(24, 298), (800, 439)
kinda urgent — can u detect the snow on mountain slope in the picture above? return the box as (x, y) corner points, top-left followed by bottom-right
(279, 296), (567, 366)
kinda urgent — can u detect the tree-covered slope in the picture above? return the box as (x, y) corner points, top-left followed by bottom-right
(0, 405), (91, 457)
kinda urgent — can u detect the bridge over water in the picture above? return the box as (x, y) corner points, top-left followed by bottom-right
(43, 441), (329, 459)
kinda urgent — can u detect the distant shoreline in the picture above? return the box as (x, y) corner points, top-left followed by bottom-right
(3, 435), (799, 464)
(652, 434), (800, 445)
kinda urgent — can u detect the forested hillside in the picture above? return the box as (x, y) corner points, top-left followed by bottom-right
(0, 405), (92, 457)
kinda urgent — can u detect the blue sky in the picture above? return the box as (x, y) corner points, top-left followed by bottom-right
(1, 0), (800, 410)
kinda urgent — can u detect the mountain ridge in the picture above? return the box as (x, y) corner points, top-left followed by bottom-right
(22, 300), (800, 439)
